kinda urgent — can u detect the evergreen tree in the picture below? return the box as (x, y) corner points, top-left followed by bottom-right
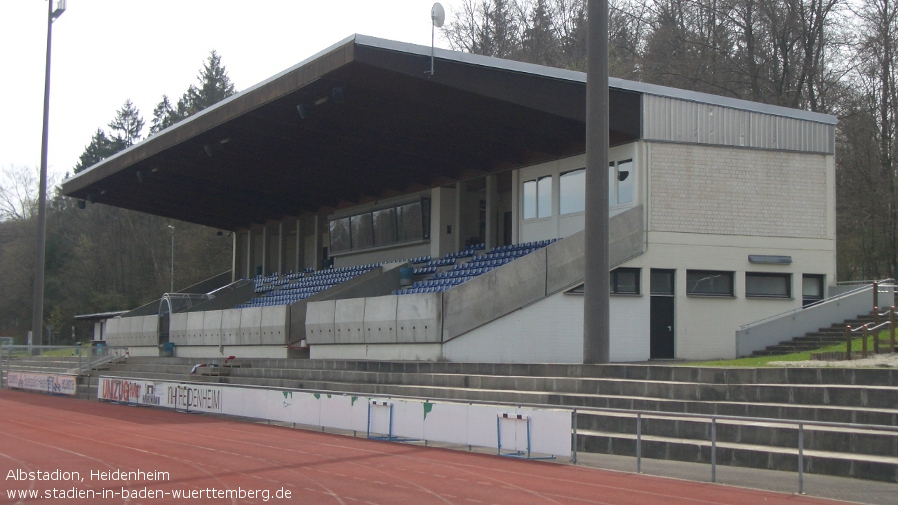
(107, 99), (145, 150)
(149, 95), (181, 134)
(184, 50), (236, 114)
(73, 129), (117, 174)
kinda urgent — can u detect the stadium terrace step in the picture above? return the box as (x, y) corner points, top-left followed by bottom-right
(78, 357), (898, 482)
(576, 428), (898, 482)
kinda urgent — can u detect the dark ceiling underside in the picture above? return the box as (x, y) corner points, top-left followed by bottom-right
(61, 38), (641, 231)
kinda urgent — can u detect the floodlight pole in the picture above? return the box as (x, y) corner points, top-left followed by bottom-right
(583, 0), (611, 364)
(31, 0), (65, 347)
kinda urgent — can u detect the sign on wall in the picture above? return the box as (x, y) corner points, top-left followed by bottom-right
(8, 372), (77, 396)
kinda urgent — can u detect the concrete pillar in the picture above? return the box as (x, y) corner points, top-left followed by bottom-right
(454, 181), (463, 251)
(485, 174), (497, 250)
(295, 218), (302, 273)
(312, 214), (321, 270)
(261, 225), (268, 276)
(277, 222), (284, 277)
(231, 232), (237, 283)
(245, 229), (252, 279)
(511, 170), (520, 244)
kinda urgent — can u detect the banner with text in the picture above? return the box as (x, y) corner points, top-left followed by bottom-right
(8, 372), (77, 396)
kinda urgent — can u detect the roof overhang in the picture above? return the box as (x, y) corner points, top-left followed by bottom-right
(61, 35), (832, 231)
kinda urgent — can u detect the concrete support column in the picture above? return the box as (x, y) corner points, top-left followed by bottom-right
(245, 229), (253, 279)
(231, 232), (237, 283)
(295, 218), (302, 273)
(454, 181), (463, 251)
(261, 225), (269, 276)
(511, 170), (519, 244)
(313, 214), (321, 270)
(485, 174), (497, 250)
(277, 222), (284, 277)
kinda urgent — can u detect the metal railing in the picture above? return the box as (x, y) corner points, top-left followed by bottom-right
(0, 344), (130, 389)
(84, 374), (898, 495)
(845, 303), (898, 358)
(739, 279), (894, 330)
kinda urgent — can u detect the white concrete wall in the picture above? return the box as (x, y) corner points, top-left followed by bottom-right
(310, 343), (442, 361)
(443, 291), (584, 363)
(174, 345), (289, 359)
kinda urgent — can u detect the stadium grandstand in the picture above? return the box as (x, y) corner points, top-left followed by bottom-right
(63, 35), (839, 362)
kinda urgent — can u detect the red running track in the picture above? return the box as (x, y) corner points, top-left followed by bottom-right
(0, 390), (849, 505)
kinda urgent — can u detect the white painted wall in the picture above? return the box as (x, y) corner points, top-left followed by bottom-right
(443, 291), (584, 363)
(310, 343), (442, 361)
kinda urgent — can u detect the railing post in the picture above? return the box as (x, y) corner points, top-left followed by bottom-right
(798, 423), (805, 495)
(889, 305), (895, 352)
(636, 412), (642, 473)
(863, 325), (869, 359)
(0, 345), (5, 389)
(873, 281), (879, 315)
(571, 409), (578, 464)
(845, 325), (852, 360)
(711, 417), (717, 483)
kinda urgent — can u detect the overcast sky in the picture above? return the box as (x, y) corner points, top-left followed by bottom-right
(0, 0), (456, 182)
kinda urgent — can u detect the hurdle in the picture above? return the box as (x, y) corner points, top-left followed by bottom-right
(366, 400), (418, 443)
(497, 413), (555, 460)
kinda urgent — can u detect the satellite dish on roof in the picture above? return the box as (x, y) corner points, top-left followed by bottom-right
(431, 3), (445, 27)
(427, 3), (445, 76)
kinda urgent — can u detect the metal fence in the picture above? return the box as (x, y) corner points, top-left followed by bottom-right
(0, 344), (130, 389)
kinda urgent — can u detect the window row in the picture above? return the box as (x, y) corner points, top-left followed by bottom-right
(607, 268), (825, 305)
(521, 161), (635, 220)
(329, 199), (431, 255)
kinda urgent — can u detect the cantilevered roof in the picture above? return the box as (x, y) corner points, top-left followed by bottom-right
(60, 34), (834, 231)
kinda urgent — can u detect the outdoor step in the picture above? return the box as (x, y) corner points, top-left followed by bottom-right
(114, 358), (898, 386)
(575, 429), (898, 483)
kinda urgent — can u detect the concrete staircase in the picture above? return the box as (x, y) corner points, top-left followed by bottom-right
(78, 358), (898, 483)
(751, 314), (876, 356)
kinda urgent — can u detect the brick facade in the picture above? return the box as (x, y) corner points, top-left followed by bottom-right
(649, 143), (827, 239)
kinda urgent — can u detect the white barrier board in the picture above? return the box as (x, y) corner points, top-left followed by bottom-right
(8, 372), (77, 396)
(97, 378), (571, 457)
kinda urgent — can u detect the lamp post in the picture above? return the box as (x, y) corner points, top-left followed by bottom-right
(583, 0), (611, 364)
(168, 225), (175, 292)
(31, 0), (67, 347)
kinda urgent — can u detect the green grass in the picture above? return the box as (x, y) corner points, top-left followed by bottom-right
(686, 331), (897, 367)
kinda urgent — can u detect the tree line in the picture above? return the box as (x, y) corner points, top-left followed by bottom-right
(444, 0), (898, 280)
(0, 52), (235, 343)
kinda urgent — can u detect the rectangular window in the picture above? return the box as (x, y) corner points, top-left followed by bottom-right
(560, 168), (585, 214)
(523, 180), (537, 219)
(802, 274), (824, 306)
(396, 201), (424, 242)
(372, 207), (397, 247)
(617, 159), (634, 204)
(350, 213), (374, 250)
(328, 217), (351, 254)
(686, 270), (734, 296)
(746, 272), (791, 298)
(611, 268), (640, 294)
(537, 176), (552, 218)
(650, 269), (675, 295)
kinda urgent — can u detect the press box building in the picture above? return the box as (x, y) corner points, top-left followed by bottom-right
(63, 35), (837, 362)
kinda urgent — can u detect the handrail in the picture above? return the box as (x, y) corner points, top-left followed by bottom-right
(739, 280), (893, 330)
